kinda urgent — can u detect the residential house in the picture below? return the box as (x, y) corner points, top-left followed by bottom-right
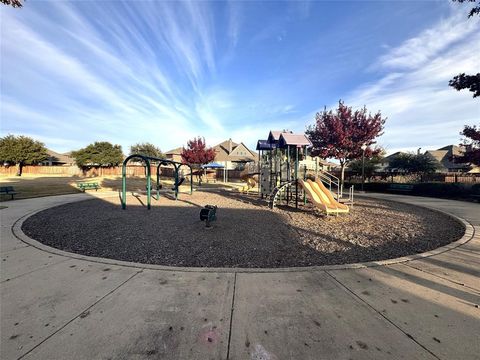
(377, 145), (478, 173)
(213, 139), (257, 170)
(425, 145), (475, 173)
(41, 149), (74, 166)
(377, 151), (404, 172)
(164, 147), (183, 163)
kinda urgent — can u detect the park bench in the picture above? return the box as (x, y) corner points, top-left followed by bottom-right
(77, 182), (100, 192)
(388, 184), (414, 192)
(0, 186), (18, 200)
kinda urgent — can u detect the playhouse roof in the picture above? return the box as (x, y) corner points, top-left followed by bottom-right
(269, 131), (282, 141)
(278, 133), (312, 148)
(267, 130), (292, 144)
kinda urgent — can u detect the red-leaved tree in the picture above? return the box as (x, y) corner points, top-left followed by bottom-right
(181, 137), (216, 168)
(453, 125), (480, 166)
(1, 0), (23, 8)
(306, 100), (386, 186)
(449, 1), (480, 98)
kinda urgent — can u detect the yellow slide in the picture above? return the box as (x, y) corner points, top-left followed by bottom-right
(298, 179), (349, 215)
(311, 179), (349, 212)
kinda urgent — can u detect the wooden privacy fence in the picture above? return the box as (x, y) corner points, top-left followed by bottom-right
(4, 165), (478, 183)
(0, 165), (81, 176)
(443, 174), (479, 183)
(0, 165), (178, 177)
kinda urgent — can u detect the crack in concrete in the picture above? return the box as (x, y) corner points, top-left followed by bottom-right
(17, 270), (141, 359)
(0, 258), (71, 284)
(325, 270), (441, 360)
(226, 272), (237, 360)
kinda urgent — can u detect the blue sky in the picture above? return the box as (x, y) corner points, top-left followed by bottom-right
(1, 1), (479, 155)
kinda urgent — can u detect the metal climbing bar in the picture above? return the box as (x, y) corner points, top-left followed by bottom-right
(121, 154), (193, 210)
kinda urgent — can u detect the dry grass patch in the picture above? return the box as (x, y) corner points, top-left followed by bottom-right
(0, 174), (241, 200)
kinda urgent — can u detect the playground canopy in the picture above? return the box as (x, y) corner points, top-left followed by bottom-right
(201, 162), (225, 169)
(278, 133), (312, 148)
(256, 140), (275, 151)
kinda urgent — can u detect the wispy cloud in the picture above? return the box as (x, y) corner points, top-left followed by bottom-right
(227, 0), (242, 48)
(375, 11), (478, 71)
(1, 1), (477, 155)
(1, 1), (221, 152)
(343, 9), (480, 154)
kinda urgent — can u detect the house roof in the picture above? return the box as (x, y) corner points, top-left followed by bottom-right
(216, 139), (239, 154)
(165, 147), (183, 155)
(425, 145), (468, 170)
(278, 133), (312, 148)
(383, 152), (404, 161)
(213, 139), (256, 162)
(46, 149), (73, 164)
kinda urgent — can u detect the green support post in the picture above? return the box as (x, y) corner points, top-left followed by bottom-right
(295, 146), (299, 209)
(146, 159), (151, 209)
(122, 156), (151, 210)
(122, 162), (127, 209)
(174, 165), (179, 200)
(155, 164), (161, 201)
(122, 155), (192, 210)
(304, 146), (308, 205)
(287, 145), (290, 203)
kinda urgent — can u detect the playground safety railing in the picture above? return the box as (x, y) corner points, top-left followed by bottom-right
(346, 185), (354, 207)
(317, 170), (342, 199)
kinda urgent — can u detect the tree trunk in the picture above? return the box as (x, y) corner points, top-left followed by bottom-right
(16, 163), (23, 176)
(340, 162), (346, 194)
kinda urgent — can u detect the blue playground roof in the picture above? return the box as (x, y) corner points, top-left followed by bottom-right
(201, 162), (225, 169)
(256, 140), (275, 151)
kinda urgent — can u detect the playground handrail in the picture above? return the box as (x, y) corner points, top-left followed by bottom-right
(317, 170), (342, 199)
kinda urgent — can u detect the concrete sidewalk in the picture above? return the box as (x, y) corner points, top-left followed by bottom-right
(1, 193), (479, 359)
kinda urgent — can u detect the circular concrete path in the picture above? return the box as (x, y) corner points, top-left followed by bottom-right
(1, 192), (479, 359)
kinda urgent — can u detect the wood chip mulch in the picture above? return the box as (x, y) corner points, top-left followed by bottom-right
(21, 190), (465, 268)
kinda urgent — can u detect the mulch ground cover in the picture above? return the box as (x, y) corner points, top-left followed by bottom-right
(21, 190), (465, 268)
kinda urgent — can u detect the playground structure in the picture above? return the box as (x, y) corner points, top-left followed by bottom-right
(121, 154), (193, 210)
(256, 130), (354, 214)
(256, 131), (311, 209)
